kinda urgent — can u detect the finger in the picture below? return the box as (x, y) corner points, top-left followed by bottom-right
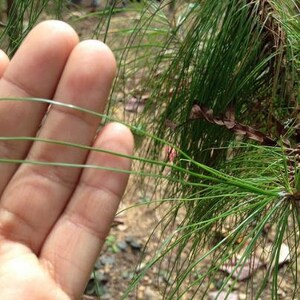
(0, 50), (9, 77)
(0, 41), (117, 254)
(40, 123), (134, 299)
(0, 20), (79, 194)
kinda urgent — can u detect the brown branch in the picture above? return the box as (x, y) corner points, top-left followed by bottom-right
(190, 104), (277, 146)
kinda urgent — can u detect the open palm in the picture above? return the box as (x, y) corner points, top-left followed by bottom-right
(0, 21), (133, 300)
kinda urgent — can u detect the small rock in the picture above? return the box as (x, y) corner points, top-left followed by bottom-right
(220, 257), (264, 281)
(84, 278), (96, 296)
(137, 286), (145, 299)
(94, 257), (102, 269)
(136, 262), (147, 272)
(101, 294), (113, 300)
(144, 287), (161, 300)
(94, 270), (109, 284)
(82, 295), (98, 300)
(117, 240), (128, 251)
(208, 291), (238, 300)
(122, 271), (134, 280)
(118, 224), (128, 231)
(214, 279), (224, 290)
(99, 255), (115, 266)
(277, 287), (286, 297)
(125, 236), (143, 251)
(278, 243), (290, 265)
(143, 275), (151, 284)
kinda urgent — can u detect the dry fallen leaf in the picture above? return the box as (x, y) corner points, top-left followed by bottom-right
(165, 119), (177, 131)
(124, 96), (146, 113)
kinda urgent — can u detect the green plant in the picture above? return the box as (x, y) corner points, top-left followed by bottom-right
(0, 0), (299, 299)
(106, 234), (120, 253)
(113, 0), (299, 298)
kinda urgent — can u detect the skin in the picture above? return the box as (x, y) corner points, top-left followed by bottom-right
(0, 20), (134, 300)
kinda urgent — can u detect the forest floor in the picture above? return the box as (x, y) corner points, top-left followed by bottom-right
(38, 2), (299, 299)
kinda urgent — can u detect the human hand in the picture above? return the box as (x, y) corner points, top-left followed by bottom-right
(0, 21), (133, 300)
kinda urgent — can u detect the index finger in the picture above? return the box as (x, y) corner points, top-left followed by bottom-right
(0, 20), (79, 194)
